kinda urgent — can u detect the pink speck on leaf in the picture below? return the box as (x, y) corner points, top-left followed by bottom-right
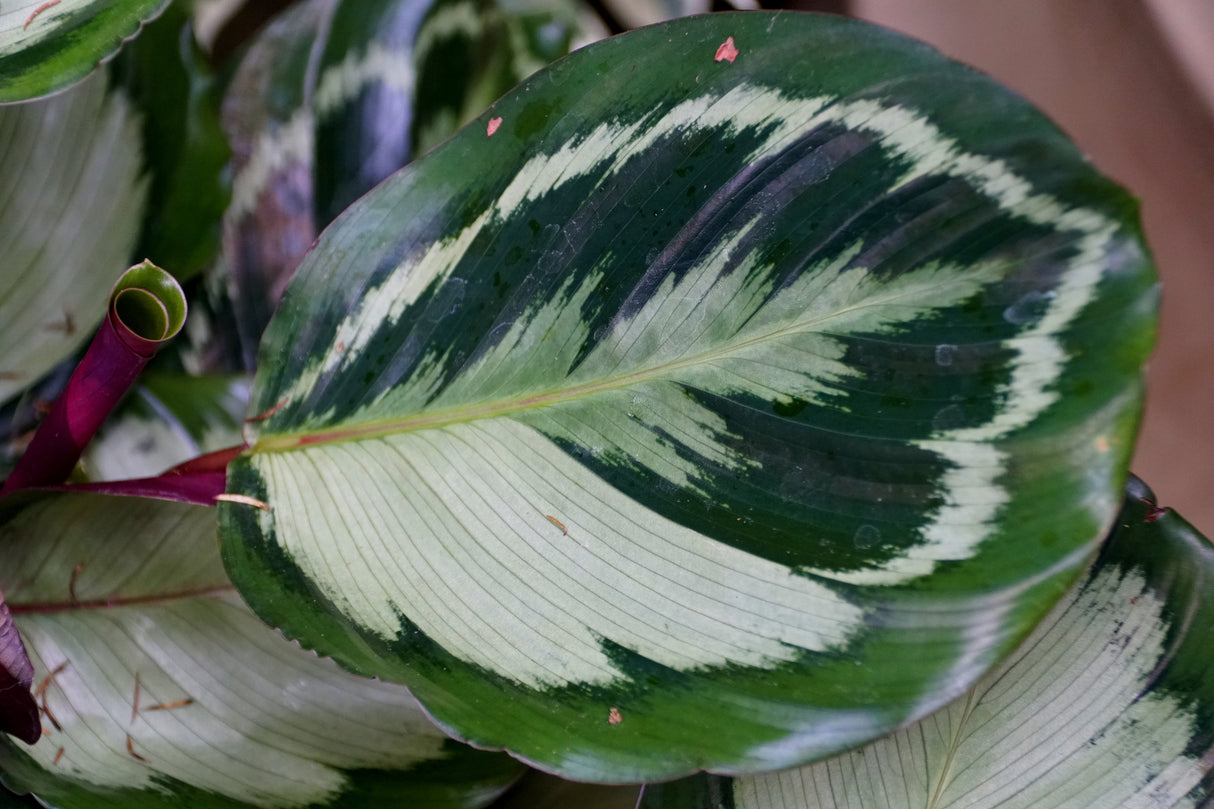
(487, 117), (503, 137)
(715, 36), (739, 63)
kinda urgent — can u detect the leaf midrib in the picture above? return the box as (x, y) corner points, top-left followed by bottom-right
(926, 683), (980, 809)
(252, 272), (964, 454)
(10, 584), (236, 615)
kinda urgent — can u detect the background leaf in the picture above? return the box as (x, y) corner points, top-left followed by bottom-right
(81, 373), (249, 482)
(0, 491), (522, 808)
(488, 770), (640, 809)
(639, 477), (1214, 808)
(0, 0), (169, 103)
(219, 11), (1157, 782)
(110, 2), (231, 284)
(408, 0), (581, 158)
(595, 0), (753, 31)
(217, 0), (581, 369)
(0, 72), (147, 406)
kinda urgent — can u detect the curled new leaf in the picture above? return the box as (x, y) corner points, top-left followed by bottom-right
(2, 262), (186, 495)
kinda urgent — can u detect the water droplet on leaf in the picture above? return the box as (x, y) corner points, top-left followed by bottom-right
(853, 524), (880, 549)
(1002, 290), (1055, 326)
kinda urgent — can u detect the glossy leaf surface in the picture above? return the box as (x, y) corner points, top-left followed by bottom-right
(0, 74), (146, 406)
(639, 479), (1214, 808)
(0, 0), (168, 103)
(220, 12), (1157, 781)
(0, 491), (522, 808)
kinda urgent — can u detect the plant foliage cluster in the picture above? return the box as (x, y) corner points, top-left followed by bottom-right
(0, 1), (1210, 808)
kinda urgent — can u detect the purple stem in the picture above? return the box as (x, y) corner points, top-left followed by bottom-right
(36, 445), (246, 506)
(1, 304), (162, 496)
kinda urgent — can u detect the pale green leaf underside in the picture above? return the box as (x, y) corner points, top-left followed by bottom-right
(737, 576), (1199, 808)
(644, 482), (1214, 808)
(222, 12), (1157, 781)
(0, 492), (520, 809)
(0, 73), (145, 405)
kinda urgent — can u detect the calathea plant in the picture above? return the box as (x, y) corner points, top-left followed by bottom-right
(0, 2), (1209, 808)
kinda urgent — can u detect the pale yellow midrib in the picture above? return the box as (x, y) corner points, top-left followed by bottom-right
(927, 684), (981, 809)
(251, 272), (969, 454)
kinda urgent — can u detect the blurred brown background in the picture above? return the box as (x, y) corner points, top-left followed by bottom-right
(846, 0), (1214, 534)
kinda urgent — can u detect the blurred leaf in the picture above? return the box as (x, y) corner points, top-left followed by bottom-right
(215, 0), (328, 370)
(0, 786), (40, 808)
(218, 0), (582, 368)
(111, 2), (232, 283)
(0, 491), (523, 808)
(489, 770), (640, 809)
(219, 12), (1156, 782)
(312, 0), (441, 226)
(81, 373), (249, 482)
(595, 0), (705, 30)
(190, 0), (247, 54)
(0, 0), (169, 103)
(0, 74), (147, 406)
(409, 0), (581, 156)
(639, 477), (1214, 808)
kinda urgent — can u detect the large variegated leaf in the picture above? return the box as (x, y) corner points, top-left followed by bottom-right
(0, 0), (168, 103)
(219, 12), (1158, 781)
(0, 73), (146, 406)
(0, 491), (522, 808)
(639, 478), (1214, 808)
